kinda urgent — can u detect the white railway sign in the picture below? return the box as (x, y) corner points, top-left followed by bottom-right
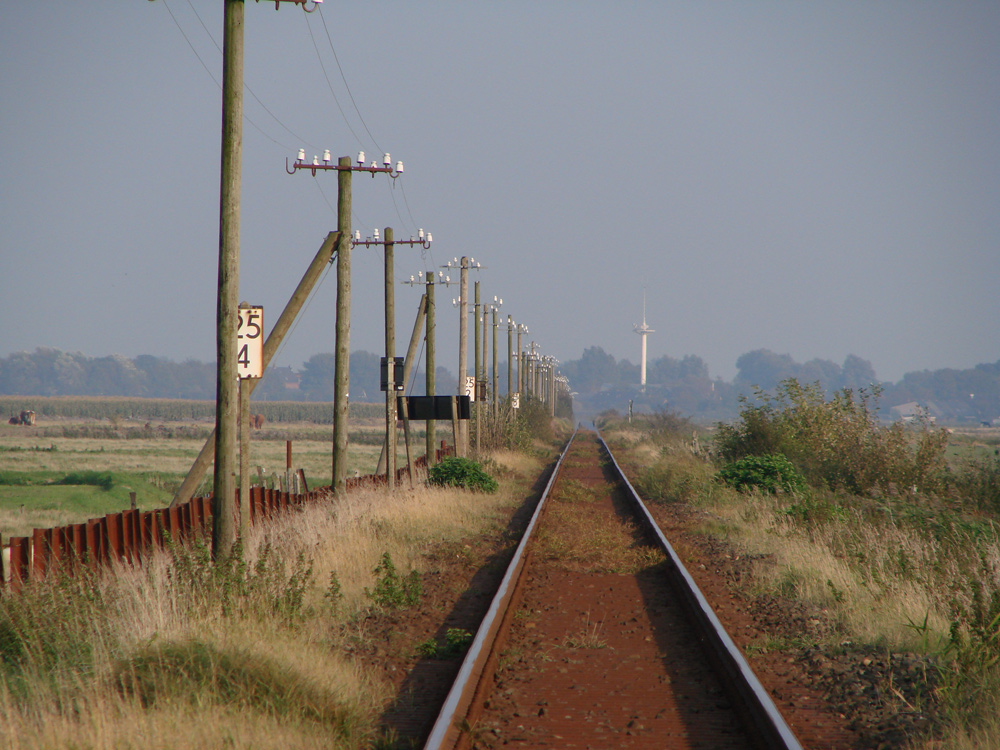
(237, 305), (264, 379)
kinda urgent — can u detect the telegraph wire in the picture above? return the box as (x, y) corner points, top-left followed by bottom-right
(310, 177), (379, 255)
(316, 8), (384, 156)
(386, 180), (410, 236)
(398, 179), (422, 233)
(306, 8), (420, 236)
(303, 12), (365, 148)
(160, 0), (303, 151)
(161, 0), (221, 89)
(180, 0), (318, 151)
(167, 0), (423, 262)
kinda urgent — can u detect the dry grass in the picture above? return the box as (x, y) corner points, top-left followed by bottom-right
(563, 611), (608, 650)
(537, 480), (665, 575)
(486, 449), (542, 478)
(715, 493), (953, 647)
(279, 479), (521, 614)
(914, 712), (1000, 750)
(0, 453), (526, 748)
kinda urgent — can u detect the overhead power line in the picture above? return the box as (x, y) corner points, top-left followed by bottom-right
(316, 9), (384, 155)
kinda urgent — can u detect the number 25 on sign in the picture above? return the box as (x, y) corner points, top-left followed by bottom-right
(237, 305), (263, 379)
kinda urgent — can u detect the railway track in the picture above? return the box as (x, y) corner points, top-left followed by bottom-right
(423, 427), (803, 750)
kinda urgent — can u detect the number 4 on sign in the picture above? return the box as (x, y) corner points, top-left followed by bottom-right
(237, 305), (264, 379)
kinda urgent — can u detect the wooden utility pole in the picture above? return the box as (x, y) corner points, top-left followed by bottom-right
(457, 257), (469, 457)
(333, 156), (352, 494)
(517, 325), (524, 398)
(552, 361), (557, 413)
(473, 281), (481, 454)
(492, 305), (499, 415)
(212, 0), (244, 557)
(425, 275), (436, 466)
(383, 227), (396, 488)
(507, 315), (513, 405)
(482, 303), (489, 406)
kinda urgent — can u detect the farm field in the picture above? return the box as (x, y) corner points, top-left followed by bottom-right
(0, 413), (418, 541)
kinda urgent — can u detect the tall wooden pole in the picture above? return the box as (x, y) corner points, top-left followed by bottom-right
(482, 305), (488, 405)
(457, 257), (469, 456)
(517, 326), (523, 397)
(425, 277), (436, 465)
(212, 0), (244, 557)
(333, 156), (352, 494)
(384, 227), (396, 488)
(550, 359), (557, 416)
(507, 315), (513, 405)
(492, 306), (499, 416)
(473, 281), (481, 454)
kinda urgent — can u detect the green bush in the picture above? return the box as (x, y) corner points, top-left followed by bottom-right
(717, 454), (807, 495)
(428, 456), (499, 493)
(714, 379), (949, 495)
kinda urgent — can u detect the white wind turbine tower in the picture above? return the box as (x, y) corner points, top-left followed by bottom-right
(633, 289), (655, 392)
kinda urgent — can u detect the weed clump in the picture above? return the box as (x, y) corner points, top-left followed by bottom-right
(165, 536), (314, 624)
(365, 552), (421, 610)
(428, 456), (498, 493)
(415, 628), (473, 659)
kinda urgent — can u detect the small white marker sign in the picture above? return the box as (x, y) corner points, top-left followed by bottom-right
(237, 306), (264, 379)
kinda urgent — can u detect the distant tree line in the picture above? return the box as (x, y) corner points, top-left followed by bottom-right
(0, 348), (215, 400)
(0, 348), (454, 406)
(559, 346), (999, 424)
(2, 347), (997, 423)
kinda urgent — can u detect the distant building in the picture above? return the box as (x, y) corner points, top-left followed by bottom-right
(889, 402), (936, 423)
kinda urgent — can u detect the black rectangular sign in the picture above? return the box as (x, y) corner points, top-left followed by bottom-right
(398, 395), (471, 421)
(380, 357), (405, 391)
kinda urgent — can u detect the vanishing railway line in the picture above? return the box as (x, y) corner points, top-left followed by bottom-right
(423, 427), (802, 750)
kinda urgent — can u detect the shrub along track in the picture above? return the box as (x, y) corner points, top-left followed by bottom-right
(357, 431), (927, 749)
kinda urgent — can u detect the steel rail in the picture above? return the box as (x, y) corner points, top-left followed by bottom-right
(422, 425), (580, 750)
(596, 429), (804, 750)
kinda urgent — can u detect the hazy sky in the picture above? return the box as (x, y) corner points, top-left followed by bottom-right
(2, 2), (997, 384)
